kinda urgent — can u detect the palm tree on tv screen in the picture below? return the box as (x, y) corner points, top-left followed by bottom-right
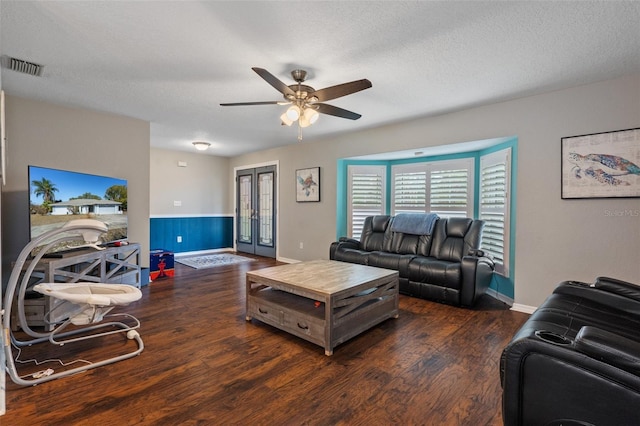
(31, 177), (59, 210)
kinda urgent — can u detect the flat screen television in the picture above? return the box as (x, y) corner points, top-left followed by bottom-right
(28, 165), (128, 253)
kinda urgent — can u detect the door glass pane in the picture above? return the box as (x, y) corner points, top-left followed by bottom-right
(239, 175), (252, 243)
(258, 172), (273, 246)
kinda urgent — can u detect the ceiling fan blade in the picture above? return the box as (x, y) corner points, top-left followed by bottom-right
(311, 79), (372, 102)
(220, 101), (282, 106)
(252, 67), (296, 97)
(315, 103), (362, 120)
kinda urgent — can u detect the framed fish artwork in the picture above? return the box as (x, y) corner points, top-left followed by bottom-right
(296, 167), (320, 202)
(561, 128), (640, 199)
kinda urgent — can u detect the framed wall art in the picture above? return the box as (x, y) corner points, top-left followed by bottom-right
(561, 127), (640, 199)
(296, 167), (320, 202)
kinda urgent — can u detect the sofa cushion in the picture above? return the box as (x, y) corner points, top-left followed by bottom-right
(368, 251), (415, 277)
(371, 215), (390, 232)
(360, 215), (392, 252)
(415, 233), (433, 257)
(406, 257), (461, 289)
(429, 218), (482, 262)
(388, 232), (416, 254)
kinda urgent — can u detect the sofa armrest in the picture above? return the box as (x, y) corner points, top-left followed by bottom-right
(466, 249), (495, 269)
(329, 238), (364, 261)
(459, 255), (494, 306)
(339, 237), (361, 245)
(590, 276), (640, 302)
(575, 326), (640, 375)
(336, 239), (361, 250)
(554, 278), (640, 317)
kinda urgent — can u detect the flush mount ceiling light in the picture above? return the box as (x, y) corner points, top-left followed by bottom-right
(192, 141), (211, 151)
(221, 67), (371, 141)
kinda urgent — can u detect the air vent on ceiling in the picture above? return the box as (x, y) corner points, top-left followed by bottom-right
(1, 55), (44, 77)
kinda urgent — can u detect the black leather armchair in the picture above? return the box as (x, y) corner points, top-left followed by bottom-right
(330, 214), (494, 307)
(501, 277), (640, 425)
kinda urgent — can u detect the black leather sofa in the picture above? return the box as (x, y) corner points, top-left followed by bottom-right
(501, 277), (640, 425)
(329, 214), (494, 307)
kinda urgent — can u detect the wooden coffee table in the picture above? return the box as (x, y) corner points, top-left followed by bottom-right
(246, 259), (399, 355)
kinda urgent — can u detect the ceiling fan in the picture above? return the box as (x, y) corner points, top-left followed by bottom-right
(221, 67), (372, 139)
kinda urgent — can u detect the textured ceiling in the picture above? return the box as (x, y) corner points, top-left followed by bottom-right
(1, 1), (639, 157)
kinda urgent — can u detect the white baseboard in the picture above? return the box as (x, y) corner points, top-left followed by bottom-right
(277, 257), (300, 264)
(174, 248), (233, 258)
(485, 288), (536, 314)
(510, 303), (537, 314)
(485, 288), (514, 306)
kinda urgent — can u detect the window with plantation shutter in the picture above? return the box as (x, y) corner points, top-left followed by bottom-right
(392, 159), (473, 218)
(348, 165), (386, 240)
(480, 148), (511, 276)
(428, 163), (472, 218)
(392, 164), (426, 214)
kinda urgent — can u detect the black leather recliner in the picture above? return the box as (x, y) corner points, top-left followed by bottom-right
(501, 277), (640, 425)
(330, 215), (494, 307)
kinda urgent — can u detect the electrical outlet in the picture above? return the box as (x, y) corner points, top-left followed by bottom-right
(177, 236), (182, 243)
(173, 200), (182, 207)
(299, 242), (303, 249)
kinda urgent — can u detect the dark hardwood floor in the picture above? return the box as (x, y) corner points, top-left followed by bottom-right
(3, 255), (529, 425)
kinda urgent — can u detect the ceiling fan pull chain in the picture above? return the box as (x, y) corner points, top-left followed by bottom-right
(298, 124), (303, 142)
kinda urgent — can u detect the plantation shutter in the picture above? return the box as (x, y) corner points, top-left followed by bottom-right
(391, 159), (473, 218)
(392, 165), (426, 214)
(428, 166), (471, 218)
(480, 148), (511, 276)
(348, 165), (386, 240)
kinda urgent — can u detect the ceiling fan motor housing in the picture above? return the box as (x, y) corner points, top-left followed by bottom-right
(291, 69), (307, 82)
(285, 84), (316, 103)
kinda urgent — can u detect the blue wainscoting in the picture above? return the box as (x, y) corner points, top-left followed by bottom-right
(150, 216), (234, 254)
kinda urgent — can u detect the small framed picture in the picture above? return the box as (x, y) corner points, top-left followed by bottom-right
(295, 167), (320, 202)
(561, 128), (640, 199)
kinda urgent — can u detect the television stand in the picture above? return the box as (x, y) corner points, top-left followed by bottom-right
(13, 243), (141, 331)
(40, 246), (95, 258)
(28, 243), (141, 285)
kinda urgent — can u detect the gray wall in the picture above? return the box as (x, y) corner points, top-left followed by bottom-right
(150, 148), (230, 216)
(1, 95), (151, 276)
(229, 74), (640, 308)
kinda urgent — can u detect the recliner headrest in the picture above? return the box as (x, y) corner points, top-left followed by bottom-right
(371, 215), (391, 232)
(445, 218), (472, 237)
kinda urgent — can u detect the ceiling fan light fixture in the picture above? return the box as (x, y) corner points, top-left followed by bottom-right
(299, 114), (311, 128)
(192, 141), (211, 151)
(280, 112), (293, 126)
(286, 105), (301, 121)
(303, 107), (319, 125)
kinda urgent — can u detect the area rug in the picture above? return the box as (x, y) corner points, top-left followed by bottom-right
(175, 253), (255, 269)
